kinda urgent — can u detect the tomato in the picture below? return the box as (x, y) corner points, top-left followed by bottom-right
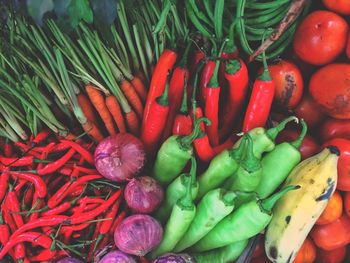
(294, 95), (325, 128)
(316, 191), (343, 225)
(323, 138), (350, 191)
(293, 11), (349, 65)
(266, 60), (303, 109)
(311, 214), (350, 251)
(344, 192), (350, 218)
(309, 64), (350, 119)
(316, 246), (346, 263)
(320, 118), (350, 142)
(322, 0), (350, 15)
(293, 238), (316, 263)
(276, 129), (320, 160)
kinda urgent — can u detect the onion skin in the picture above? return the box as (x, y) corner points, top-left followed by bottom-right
(56, 258), (84, 263)
(94, 134), (146, 182)
(125, 176), (164, 214)
(114, 214), (163, 256)
(153, 253), (195, 263)
(98, 250), (137, 263)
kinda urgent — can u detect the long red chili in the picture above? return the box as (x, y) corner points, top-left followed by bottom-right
(0, 156), (34, 167)
(14, 243), (26, 263)
(200, 60), (216, 103)
(32, 129), (50, 145)
(0, 232), (52, 260)
(142, 49), (177, 129)
(220, 58), (249, 140)
(172, 87), (192, 136)
(141, 78), (170, 155)
(6, 185), (24, 228)
(29, 249), (56, 262)
(37, 142), (56, 172)
(29, 192), (43, 222)
(0, 169), (9, 203)
(242, 54), (275, 132)
(10, 172), (47, 198)
(109, 210), (127, 235)
(37, 148), (76, 175)
(59, 140), (94, 164)
(0, 215), (10, 246)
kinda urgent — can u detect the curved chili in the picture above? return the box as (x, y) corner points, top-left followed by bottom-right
(10, 172), (47, 198)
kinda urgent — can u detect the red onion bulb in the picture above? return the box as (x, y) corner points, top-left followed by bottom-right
(56, 258), (83, 263)
(125, 176), (164, 214)
(153, 254), (195, 263)
(98, 250), (136, 263)
(114, 214), (163, 256)
(94, 134), (146, 182)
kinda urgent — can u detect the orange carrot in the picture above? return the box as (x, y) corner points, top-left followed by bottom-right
(136, 71), (147, 84)
(86, 85), (117, 136)
(131, 76), (147, 103)
(77, 93), (98, 125)
(120, 80), (144, 118)
(82, 121), (104, 142)
(106, 95), (126, 133)
(125, 110), (140, 136)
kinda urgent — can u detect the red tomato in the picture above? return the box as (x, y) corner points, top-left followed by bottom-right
(309, 64), (350, 119)
(293, 11), (349, 65)
(316, 246), (346, 263)
(320, 118), (350, 142)
(265, 60), (304, 109)
(294, 95), (325, 128)
(344, 192), (350, 218)
(311, 214), (350, 251)
(293, 238), (317, 263)
(276, 129), (320, 160)
(323, 138), (350, 191)
(316, 191), (343, 225)
(322, 0), (350, 15)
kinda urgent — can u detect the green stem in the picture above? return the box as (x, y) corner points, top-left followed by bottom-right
(229, 134), (248, 160)
(258, 30), (272, 81)
(208, 39), (227, 88)
(222, 191), (237, 205)
(241, 134), (261, 172)
(156, 75), (170, 106)
(179, 157), (196, 208)
(260, 185), (300, 213)
(214, 0), (225, 39)
(266, 116), (298, 141)
(179, 117), (211, 149)
(153, 0), (172, 34)
(290, 120), (308, 149)
(179, 78), (188, 114)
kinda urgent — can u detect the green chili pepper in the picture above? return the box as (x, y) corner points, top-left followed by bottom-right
(234, 116), (298, 159)
(174, 188), (237, 252)
(196, 135), (248, 199)
(234, 191), (258, 208)
(153, 117), (211, 186)
(256, 120), (307, 199)
(228, 134), (262, 192)
(150, 157), (197, 259)
(192, 239), (249, 263)
(191, 185), (299, 252)
(154, 157), (199, 224)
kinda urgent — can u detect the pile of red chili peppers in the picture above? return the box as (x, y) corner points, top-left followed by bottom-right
(0, 130), (126, 262)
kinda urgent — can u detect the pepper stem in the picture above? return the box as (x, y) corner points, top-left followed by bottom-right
(225, 59), (241, 75)
(290, 120), (308, 149)
(241, 134), (261, 172)
(179, 75), (188, 114)
(258, 30), (272, 81)
(222, 190), (237, 206)
(179, 157), (196, 208)
(178, 41), (192, 67)
(266, 116), (299, 141)
(208, 39), (228, 88)
(260, 185), (300, 213)
(229, 134), (248, 161)
(156, 72), (171, 106)
(179, 117), (211, 149)
(189, 156), (197, 185)
(225, 19), (238, 55)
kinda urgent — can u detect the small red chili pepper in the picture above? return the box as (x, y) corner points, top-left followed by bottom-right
(141, 76), (171, 155)
(69, 189), (122, 225)
(37, 148), (76, 175)
(14, 243), (26, 263)
(213, 135), (238, 155)
(6, 184), (24, 228)
(57, 167), (73, 176)
(200, 60), (216, 103)
(220, 58), (249, 140)
(32, 129), (50, 145)
(0, 156), (34, 167)
(109, 210), (127, 235)
(28, 192), (43, 222)
(14, 179), (27, 193)
(0, 214), (10, 245)
(2, 202), (17, 233)
(29, 249), (56, 262)
(22, 185), (34, 209)
(37, 142), (56, 172)
(10, 172), (47, 198)
(77, 197), (106, 206)
(41, 201), (72, 217)
(0, 232), (52, 260)
(13, 142), (42, 158)
(59, 140), (94, 164)
(242, 53), (275, 132)
(143, 49), (177, 128)
(3, 139), (13, 157)
(61, 223), (89, 244)
(0, 169), (9, 203)
(72, 166), (98, 175)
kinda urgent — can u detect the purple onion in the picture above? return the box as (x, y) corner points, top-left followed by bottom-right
(125, 176), (164, 214)
(98, 250), (137, 263)
(114, 214), (163, 256)
(94, 134), (146, 182)
(153, 253), (195, 263)
(56, 257), (83, 263)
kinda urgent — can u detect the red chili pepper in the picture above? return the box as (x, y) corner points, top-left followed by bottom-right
(141, 77), (170, 155)
(3, 140), (13, 157)
(162, 67), (190, 140)
(57, 167), (73, 176)
(37, 148), (76, 175)
(0, 156), (34, 167)
(143, 49), (177, 129)
(88, 219), (103, 261)
(32, 129), (50, 145)
(0, 169), (9, 203)
(23, 185), (34, 208)
(0, 215), (10, 246)
(0, 232), (52, 260)
(200, 60), (216, 103)
(69, 189), (122, 225)
(71, 166), (98, 175)
(109, 210), (127, 235)
(320, 118), (350, 142)
(14, 243), (26, 263)
(5, 185), (24, 228)
(10, 172), (47, 198)
(29, 249), (56, 262)
(41, 201), (72, 217)
(59, 140), (94, 164)
(61, 223), (89, 244)
(29, 192), (43, 222)
(242, 58), (275, 132)
(13, 142), (42, 158)
(36, 142), (56, 172)
(2, 202), (17, 233)
(220, 58), (249, 140)
(77, 197), (106, 206)
(213, 135), (238, 155)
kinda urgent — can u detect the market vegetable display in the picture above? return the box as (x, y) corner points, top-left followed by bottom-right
(1, 0), (350, 262)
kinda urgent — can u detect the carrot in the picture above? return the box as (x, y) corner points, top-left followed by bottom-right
(77, 93), (98, 125)
(131, 76), (147, 103)
(125, 110), (140, 135)
(82, 121), (104, 142)
(106, 95), (127, 133)
(136, 71), (147, 84)
(120, 80), (144, 118)
(86, 85), (117, 136)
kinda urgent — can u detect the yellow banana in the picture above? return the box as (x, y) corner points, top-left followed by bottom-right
(265, 146), (339, 263)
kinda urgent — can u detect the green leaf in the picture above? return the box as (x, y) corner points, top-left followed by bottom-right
(67, 0), (93, 28)
(27, 0), (54, 26)
(89, 0), (117, 26)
